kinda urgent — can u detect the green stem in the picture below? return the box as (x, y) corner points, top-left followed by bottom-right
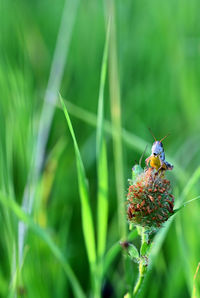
(133, 228), (148, 297)
(133, 263), (146, 296)
(92, 264), (101, 298)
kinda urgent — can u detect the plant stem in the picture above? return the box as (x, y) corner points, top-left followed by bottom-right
(133, 228), (148, 297)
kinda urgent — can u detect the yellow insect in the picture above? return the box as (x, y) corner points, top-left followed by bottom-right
(145, 130), (173, 172)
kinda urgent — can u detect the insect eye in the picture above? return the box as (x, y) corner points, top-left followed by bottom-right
(153, 153), (157, 156)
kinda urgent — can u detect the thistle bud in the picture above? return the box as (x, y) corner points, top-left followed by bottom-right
(127, 168), (174, 229)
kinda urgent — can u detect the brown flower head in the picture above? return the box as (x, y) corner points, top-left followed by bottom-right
(127, 168), (174, 229)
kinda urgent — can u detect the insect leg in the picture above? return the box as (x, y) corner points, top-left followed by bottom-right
(145, 156), (151, 167)
(156, 157), (165, 173)
(165, 161), (174, 170)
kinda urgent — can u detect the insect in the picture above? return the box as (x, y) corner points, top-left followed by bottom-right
(145, 129), (173, 172)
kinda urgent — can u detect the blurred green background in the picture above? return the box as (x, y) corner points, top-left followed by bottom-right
(1, 0), (200, 297)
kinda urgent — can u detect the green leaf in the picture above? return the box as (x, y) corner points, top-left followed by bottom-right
(0, 192), (85, 298)
(176, 214), (193, 294)
(96, 21), (110, 259)
(181, 166), (200, 199)
(132, 164), (143, 182)
(128, 243), (140, 260)
(108, 5), (126, 239)
(59, 95), (96, 268)
(103, 229), (138, 274)
(140, 242), (149, 256)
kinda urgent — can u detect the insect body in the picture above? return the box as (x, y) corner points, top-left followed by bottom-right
(145, 132), (173, 172)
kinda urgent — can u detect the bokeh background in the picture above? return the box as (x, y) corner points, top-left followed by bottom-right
(1, 0), (200, 297)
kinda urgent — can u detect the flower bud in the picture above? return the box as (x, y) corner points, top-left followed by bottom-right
(127, 168), (174, 229)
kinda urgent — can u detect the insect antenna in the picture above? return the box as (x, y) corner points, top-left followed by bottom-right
(160, 133), (170, 143)
(148, 127), (157, 142)
(139, 145), (148, 166)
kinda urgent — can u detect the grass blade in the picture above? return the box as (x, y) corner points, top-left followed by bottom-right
(175, 215), (193, 295)
(96, 21), (110, 259)
(181, 166), (200, 201)
(97, 140), (108, 259)
(107, 0), (126, 239)
(18, 0), (80, 268)
(0, 193), (85, 298)
(138, 166), (200, 297)
(192, 262), (200, 298)
(59, 95), (96, 268)
(57, 99), (186, 183)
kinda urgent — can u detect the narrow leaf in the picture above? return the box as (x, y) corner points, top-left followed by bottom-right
(128, 244), (140, 260)
(108, 0), (126, 239)
(174, 195), (200, 213)
(0, 193), (85, 298)
(59, 95), (96, 268)
(96, 20), (110, 259)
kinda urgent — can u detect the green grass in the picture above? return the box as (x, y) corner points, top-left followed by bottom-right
(1, 0), (200, 297)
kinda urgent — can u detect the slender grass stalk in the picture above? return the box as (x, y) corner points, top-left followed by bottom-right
(59, 95), (97, 294)
(175, 215), (193, 294)
(0, 192), (85, 298)
(174, 192), (200, 296)
(175, 195), (200, 211)
(97, 140), (108, 260)
(180, 166), (200, 202)
(96, 18), (110, 262)
(107, 0), (126, 240)
(192, 262), (200, 298)
(18, 0), (80, 271)
(95, 22), (110, 296)
(106, 2), (134, 291)
(0, 131), (16, 289)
